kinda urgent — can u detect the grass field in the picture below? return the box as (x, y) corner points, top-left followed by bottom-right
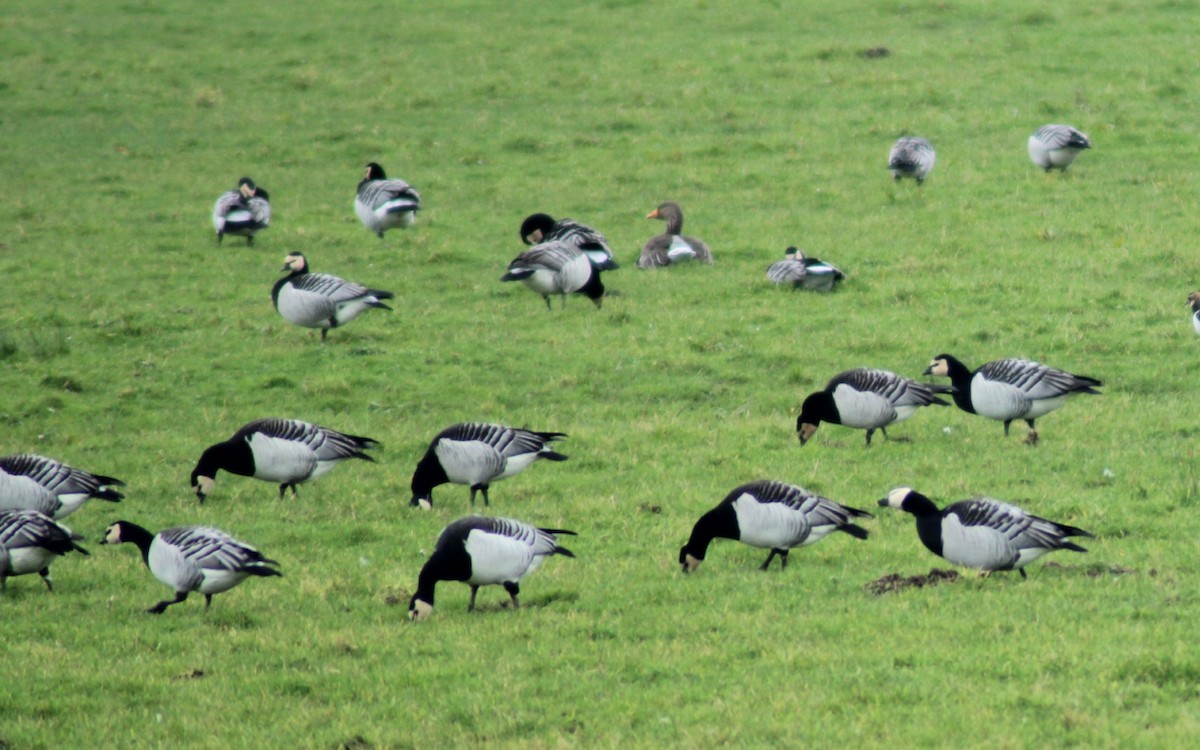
(3, 0), (1200, 747)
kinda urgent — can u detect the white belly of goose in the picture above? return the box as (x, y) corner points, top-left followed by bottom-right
(832, 385), (897, 429)
(3, 546), (57, 576)
(463, 531), (536, 585)
(667, 236), (698, 262)
(970, 380), (1064, 421)
(275, 287), (339, 329)
(246, 434), (318, 483)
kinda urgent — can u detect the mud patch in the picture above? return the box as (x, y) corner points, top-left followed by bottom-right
(866, 568), (959, 595)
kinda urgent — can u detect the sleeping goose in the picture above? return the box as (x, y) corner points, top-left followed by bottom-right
(0, 509), (88, 592)
(923, 354), (1102, 445)
(100, 521), (281, 614)
(519, 213), (618, 270)
(271, 252), (394, 341)
(797, 368), (953, 446)
(190, 418), (379, 503)
(212, 177), (271, 246)
(888, 137), (936, 184)
(766, 247), (846, 291)
(878, 487), (1092, 578)
(409, 422), (568, 510)
(409, 515), (575, 620)
(355, 162), (420, 237)
(1187, 292), (1200, 336)
(638, 202), (713, 269)
(679, 480), (871, 573)
(500, 241), (613, 310)
(0, 454), (124, 519)
(1028, 125), (1092, 171)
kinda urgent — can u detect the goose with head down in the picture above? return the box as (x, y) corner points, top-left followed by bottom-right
(1028, 125), (1091, 172)
(519, 213), (618, 270)
(409, 515), (576, 621)
(797, 368), (953, 446)
(679, 480), (871, 573)
(500, 241), (613, 310)
(887, 137), (936, 184)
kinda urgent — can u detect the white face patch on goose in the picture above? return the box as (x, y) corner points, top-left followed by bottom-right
(884, 487), (913, 509)
(798, 422), (820, 443)
(409, 599), (433, 621)
(415, 497), (432, 511)
(195, 476), (215, 497)
(102, 524), (121, 544)
(683, 553), (702, 573)
(927, 359), (949, 377)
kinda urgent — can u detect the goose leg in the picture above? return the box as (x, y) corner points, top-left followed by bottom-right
(1003, 420), (1013, 437)
(542, 295), (552, 311)
(39, 567), (53, 592)
(479, 485), (490, 507)
(759, 550), (779, 570)
(779, 550), (790, 570)
(320, 328), (329, 342)
(246, 235), (255, 247)
(148, 591), (189, 614)
(864, 429), (875, 447)
(1019, 568), (1028, 580)
(467, 586), (479, 612)
(205, 593), (214, 609)
(503, 581), (520, 609)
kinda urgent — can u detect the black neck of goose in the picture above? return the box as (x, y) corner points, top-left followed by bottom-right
(798, 391), (838, 428)
(681, 503), (738, 560)
(900, 491), (941, 517)
(192, 441), (255, 482)
(935, 356), (976, 413)
(410, 449), (449, 500)
(121, 523), (156, 567)
(270, 274), (294, 306)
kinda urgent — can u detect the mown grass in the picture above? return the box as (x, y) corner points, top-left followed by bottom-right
(2, 0), (1200, 747)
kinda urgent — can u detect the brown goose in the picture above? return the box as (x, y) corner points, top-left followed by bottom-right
(638, 202), (713, 269)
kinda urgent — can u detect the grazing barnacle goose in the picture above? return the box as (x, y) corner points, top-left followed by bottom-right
(409, 422), (568, 510)
(1028, 125), (1092, 172)
(0, 454), (124, 519)
(638, 201), (713, 269)
(797, 368), (953, 446)
(409, 515), (575, 621)
(1187, 292), (1200, 336)
(878, 487), (1092, 578)
(500, 241), (614, 310)
(190, 418), (379, 503)
(0, 509), (88, 592)
(212, 177), (271, 246)
(765, 247), (846, 291)
(924, 354), (1102, 445)
(100, 521), (281, 614)
(679, 480), (871, 573)
(355, 162), (420, 237)
(271, 252), (395, 341)
(888, 137), (936, 184)
(519, 213), (619, 270)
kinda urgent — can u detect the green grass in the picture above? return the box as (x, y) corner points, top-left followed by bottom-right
(3, 0), (1200, 747)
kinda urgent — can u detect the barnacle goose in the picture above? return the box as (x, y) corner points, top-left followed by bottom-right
(500, 241), (613, 310)
(638, 202), (713, 269)
(1028, 125), (1092, 172)
(355, 162), (420, 237)
(519, 213), (619, 270)
(679, 480), (871, 573)
(100, 521), (281, 613)
(924, 354), (1102, 444)
(212, 177), (271, 246)
(878, 487), (1092, 577)
(1187, 292), (1200, 336)
(888, 137), (936, 184)
(409, 422), (568, 510)
(0, 454), (124, 519)
(766, 247), (846, 291)
(0, 509), (88, 591)
(271, 252), (395, 341)
(797, 368), (953, 446)
(409, 515), (575, 620)
(190, 418), (379, 503)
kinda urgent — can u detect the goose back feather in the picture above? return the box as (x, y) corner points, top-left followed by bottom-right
(0, 454), (123, 519)
(355, 162), (420, 237)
